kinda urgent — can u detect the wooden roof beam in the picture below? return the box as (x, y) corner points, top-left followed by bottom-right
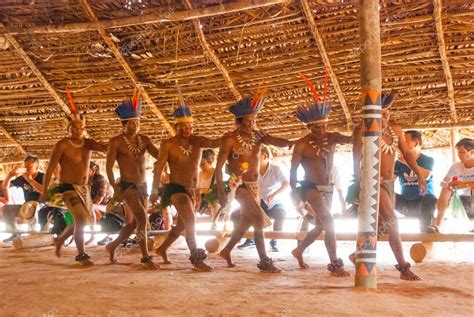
(0, 125), (27, 156)
(3, 33), (71, 156)
(80, 0), (175, 136)
(183, 0), (241, 101)
(299, 0), (354, 131)
(4, 34), (71, 116)
(3, 0), (288, 35)
(433, 0), (457, 124)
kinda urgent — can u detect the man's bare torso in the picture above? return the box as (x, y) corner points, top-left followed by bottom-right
(58, 138), (93, 185)
(113, 134), (147, 184)
(226, 130), (262, 182)
(300, 133), (337, 185)
(380, 124), (399, 181)
(167, 135), (202, 188)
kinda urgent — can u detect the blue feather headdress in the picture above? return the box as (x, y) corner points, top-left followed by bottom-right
(296, 71), (331, 124)
(115, 88), (141, 120)
(229, 88), (266, 118)
(172, 82), (193, 123)
(382, 91), (398, 109)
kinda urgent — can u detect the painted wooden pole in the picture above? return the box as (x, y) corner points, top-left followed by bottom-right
(356, 0), (382, 288)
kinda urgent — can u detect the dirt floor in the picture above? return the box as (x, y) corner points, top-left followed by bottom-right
(0, 235), (473, 317)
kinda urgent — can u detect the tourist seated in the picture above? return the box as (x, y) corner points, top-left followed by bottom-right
(394, 130), (437, 232)
(431, 138), (474, 232)
(233, 146), (289, 252)
(2, 156), (44, 242)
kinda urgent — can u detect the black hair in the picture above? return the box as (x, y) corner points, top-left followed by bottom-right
(235, 117), (244, 125)
(456, 138), (474, 151)
(202, 149), (215, 162)
(405, 130), (422, 146)
(24, 156), (39, 164)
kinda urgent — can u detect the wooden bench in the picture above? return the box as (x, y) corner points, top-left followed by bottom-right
(196, 229), (474, 263)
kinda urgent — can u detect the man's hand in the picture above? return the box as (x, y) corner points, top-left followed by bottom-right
(266, 193), (275, 203)
(9, 166), (22, 177)
(149, 193), (159, 205)
(418, 177), (427, 195)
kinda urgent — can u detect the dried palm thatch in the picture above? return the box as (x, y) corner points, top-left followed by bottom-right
(0, 0), (473, 163)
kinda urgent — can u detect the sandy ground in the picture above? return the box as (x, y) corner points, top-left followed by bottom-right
(0, 234), (473, 317)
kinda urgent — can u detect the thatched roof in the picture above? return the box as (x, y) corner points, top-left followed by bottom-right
(0, 0), (473, 162)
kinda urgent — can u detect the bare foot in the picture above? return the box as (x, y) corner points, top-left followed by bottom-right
(53, 237), (62, 258)
(141, 256), (159, 270)
(396, 263), (421, 281)
(193, 261), (212, 272)
(292, 248), (309, 269)
(105, 243), (117, 264)
(155, 246), (171, 264)
(348, 252), (356, 266)
(219, 248), (235, 268)
(330, 266), (351, 277)
(400, 269), (422, 281)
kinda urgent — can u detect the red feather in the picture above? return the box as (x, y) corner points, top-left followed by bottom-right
(323, 68), (328, 102)
(252, 88), (266, 109)
(132, 88), (138, 112)
(299, 73), (319, 103)
(66, 87), (77, 114)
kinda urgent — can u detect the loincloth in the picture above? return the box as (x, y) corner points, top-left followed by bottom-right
(297, 180), (333, 202)
(237, 181), (272, 230)
(119, 181), (148, 199)
(380, 178), (395, 205)
(160, 183), (199, 209)
(58, 183), (93, 224)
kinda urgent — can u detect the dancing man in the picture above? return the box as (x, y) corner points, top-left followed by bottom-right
(216, 91), (293, 273)
(105, 90), (160, 269)
(290, 73), (351, 277)
(150, 86), (219, 272)
(42, 89), (107, 266)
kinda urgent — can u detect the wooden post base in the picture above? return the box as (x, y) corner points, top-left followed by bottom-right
(410, 242), (433, 263)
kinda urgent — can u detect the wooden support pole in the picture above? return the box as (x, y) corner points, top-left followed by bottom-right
(356, 0), (382, 289)
(433, 0), (458, 126)
(3, 0), (288, 35)
(300, 0), (354, 131)
(183, 0), (242, 101)
(80, 0), (175, 136)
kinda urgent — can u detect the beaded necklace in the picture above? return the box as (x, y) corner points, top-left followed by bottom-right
(122, 134), (144, 155)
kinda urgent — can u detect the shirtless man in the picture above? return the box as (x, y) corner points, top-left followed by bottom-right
(352, 92), (425, 280)
(105, 93), (159, 269)
(216, 93), (293, 273)
(150, 101), (219, 272)
(289, 75), (351, 277)
(42, 93), (107, 266)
